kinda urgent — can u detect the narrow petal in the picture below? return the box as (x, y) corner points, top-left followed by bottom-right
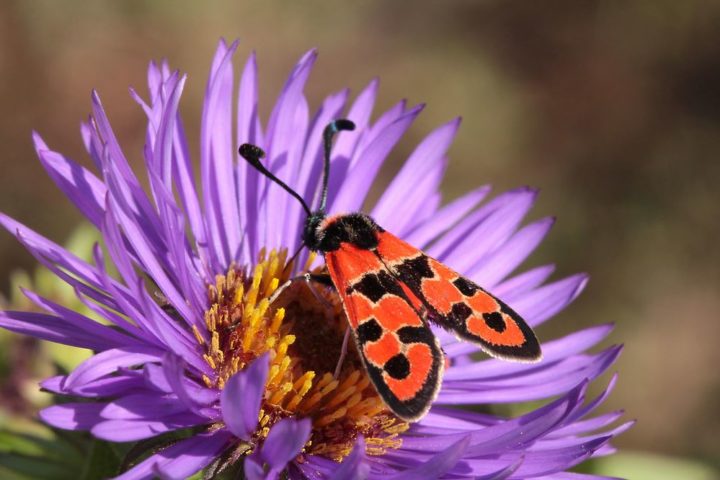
(39, 403), (104, 431)
(21, 288), (140, 349)
(388, 435), (470, 480)
(443, 324), (614, 379)
(439, 189), (537, 273)
(404, 185), (491, 249)
(65, 346), (164, 390)
(372, 118), (460, 234)
(163, 353), (219, 414)
(92, 412), (207, 441)
(512, 274), (589, 326)
(33, 133), (107, 228)
(332, 78), (379, 163)
(509, 437), (611, 477)
(439, 347), (621, 404)
(236, 51), (263, 263)
(221, 353), (270, 440)
(0, 310), (116, 351)
(263, 49), (316, 251)
(261, 417), (312, 470)
(200, 39), (241, 268)
(112, 430), (232, 480)
(0, 213), (107, 291)
(469, 217), (555, 288)
(493, 264), (555, 299)
(426, 187), (536, 265)
(329, 437), (369, 480)
(330, 104), (424, 214)
(100, 392), (188, 420)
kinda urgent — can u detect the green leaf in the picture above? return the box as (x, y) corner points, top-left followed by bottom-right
(78, 439), (122, 480)
(0, 452), (78, 480)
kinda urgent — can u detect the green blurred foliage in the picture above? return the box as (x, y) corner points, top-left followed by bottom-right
(0, 0), (718, 477)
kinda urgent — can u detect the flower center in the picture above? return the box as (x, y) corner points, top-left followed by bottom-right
(196, 248), (408, 461)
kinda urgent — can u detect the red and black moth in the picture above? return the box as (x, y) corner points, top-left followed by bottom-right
(239, 119), (541, 422)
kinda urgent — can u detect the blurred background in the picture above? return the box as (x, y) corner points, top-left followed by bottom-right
(0, 1), (718, 478)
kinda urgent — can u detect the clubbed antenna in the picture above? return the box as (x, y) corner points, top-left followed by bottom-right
(319, 119), (355, 212)
(238, 143), (312, 216)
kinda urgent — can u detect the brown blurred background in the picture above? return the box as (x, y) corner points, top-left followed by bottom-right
(0, 0), (718, 475)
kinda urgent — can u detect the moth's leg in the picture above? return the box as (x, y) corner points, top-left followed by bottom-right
(303, 273), (335, 308)
(268, 272), (335, 306)
(334, 325), (351, 379)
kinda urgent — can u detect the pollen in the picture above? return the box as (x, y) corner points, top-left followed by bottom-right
(201, 248), (408, 462)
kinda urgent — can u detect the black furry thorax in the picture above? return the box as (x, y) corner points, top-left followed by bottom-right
(303, 212), (383, 252)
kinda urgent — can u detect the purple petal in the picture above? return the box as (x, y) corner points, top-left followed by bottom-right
(261, 417), (312, 470)
(0, 310), (118, 351)
(387, 435), (470, 480)
(21, 288), (139, 348)
(263, 50), (316, 250)
(243, 456), (267, 480)
(163, 354), (219, 414)
(563, 374), (619, 425)
(426, 187), (536, 264)
(407, 383), (587, 454)
(39, 376), (64, 394)
(469, 217), (555, 288)
(100, 393), (188, 420)
(329, 104), (423, 214)
(236, 51), (263, 263)
(0, 213), (107, 291)
(443, 324), (614, 379)
(200, 39), (241, 268)
(39, 403), (104, 431)
(372, 118), (460, 234)
(547, 413), (628, 439)
(221, 353), (270, 440)
(404, 185), (491, 249)
(332, 78), (379, 163)
(512, 274), (589, 326)
(112, 430), (232, 480)
(33, 133), (107, 228)
(68, 372), (147, 398)
(329, 437), (369, 480)
(509, 437), (611, 477)
(92, 412), (207, 441)
(438, 347), (621, 404)
(143, 363), (173, 393)
(493, 264), (556, 299)
(103, 192), (196, 333)
(439, 189), (537, 273)
(65, 346), (164, 390)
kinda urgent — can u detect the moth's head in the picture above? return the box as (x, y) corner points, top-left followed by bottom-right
(306, 213), (381, 253)
(302, 210), (327, 252)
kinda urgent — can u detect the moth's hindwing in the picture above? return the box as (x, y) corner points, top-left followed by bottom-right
(325, 241), (443, 422)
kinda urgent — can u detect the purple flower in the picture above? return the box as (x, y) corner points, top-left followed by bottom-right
(0, 39), (629, 479)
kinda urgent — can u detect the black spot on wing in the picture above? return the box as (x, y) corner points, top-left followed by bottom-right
(393, 255), (434, 290)
(453, 277), (479, 296)
(384, 354), (410, 380)
(357, 318), (383, 343)
(348, 271), (405, 303)
(482, 312), (506, 333)
(448, 302), (472, 324)
(397, 325), (435, 345)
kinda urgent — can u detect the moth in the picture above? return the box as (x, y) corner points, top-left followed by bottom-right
(239, 119), (541, 421)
